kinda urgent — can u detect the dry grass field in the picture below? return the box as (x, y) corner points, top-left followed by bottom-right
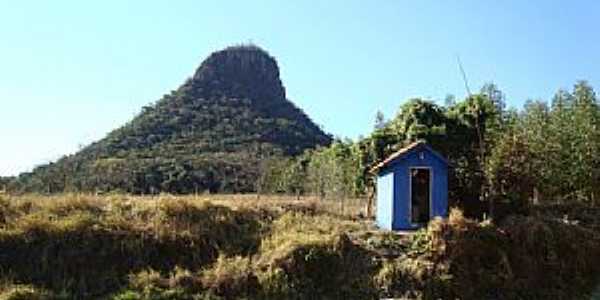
(0, 194), (599, 299)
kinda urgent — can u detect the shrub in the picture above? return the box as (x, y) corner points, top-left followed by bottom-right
(374, 256), (451, 299)
(121, 267), (202, 300)
(256, 213), (377, 299)
(200, 256), (258, 299)
(500, 216), (600, 298)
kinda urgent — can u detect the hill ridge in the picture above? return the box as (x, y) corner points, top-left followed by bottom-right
(14, 45), (331, 194)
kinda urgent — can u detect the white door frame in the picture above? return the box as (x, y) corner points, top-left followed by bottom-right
(408, 166), (433, 226)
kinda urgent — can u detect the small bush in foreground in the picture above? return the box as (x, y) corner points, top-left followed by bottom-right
(200, 256), (258, 299)
(374, 207), (600, 299)
(256, 212), (378, 299)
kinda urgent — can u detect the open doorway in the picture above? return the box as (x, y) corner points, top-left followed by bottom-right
(410, 168), (431, 224)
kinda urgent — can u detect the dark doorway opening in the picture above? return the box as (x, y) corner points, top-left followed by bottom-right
(411, 168), (431, 224)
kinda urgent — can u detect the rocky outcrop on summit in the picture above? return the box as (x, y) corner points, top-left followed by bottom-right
(14, 45), (331, 194)
(192, 45), (286, 101)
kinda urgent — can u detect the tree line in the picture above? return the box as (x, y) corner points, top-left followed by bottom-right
(257, 81), (600, 216)
(6, 77), (599, 216)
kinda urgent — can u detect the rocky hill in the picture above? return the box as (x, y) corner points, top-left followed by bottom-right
(14, 45), (331, 194)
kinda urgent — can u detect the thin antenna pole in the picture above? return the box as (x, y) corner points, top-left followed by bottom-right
(456, 54), (472, 96)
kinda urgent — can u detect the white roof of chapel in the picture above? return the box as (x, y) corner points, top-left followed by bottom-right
(370, 141), (448, 174)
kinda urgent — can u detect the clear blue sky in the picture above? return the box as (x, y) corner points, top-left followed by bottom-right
(1, 1), (600, 176)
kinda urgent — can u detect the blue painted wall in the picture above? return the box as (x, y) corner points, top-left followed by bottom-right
(376, 144), (448, 230)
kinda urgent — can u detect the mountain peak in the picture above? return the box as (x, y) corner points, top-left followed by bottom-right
(192, 44), (285, 100)
(14, 45), (331, 194)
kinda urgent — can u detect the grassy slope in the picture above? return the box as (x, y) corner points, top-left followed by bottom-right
(0, 194), (599, 300)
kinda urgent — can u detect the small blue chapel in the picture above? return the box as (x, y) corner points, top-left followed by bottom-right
(372, 141), (449, 230)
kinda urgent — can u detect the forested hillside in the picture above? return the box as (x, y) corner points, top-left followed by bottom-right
(10, 45), (331, 194)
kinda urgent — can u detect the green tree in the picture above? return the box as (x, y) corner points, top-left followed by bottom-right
(487, 127), (537, 211)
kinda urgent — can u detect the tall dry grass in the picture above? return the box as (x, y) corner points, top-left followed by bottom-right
(0, 194), (599, 299)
